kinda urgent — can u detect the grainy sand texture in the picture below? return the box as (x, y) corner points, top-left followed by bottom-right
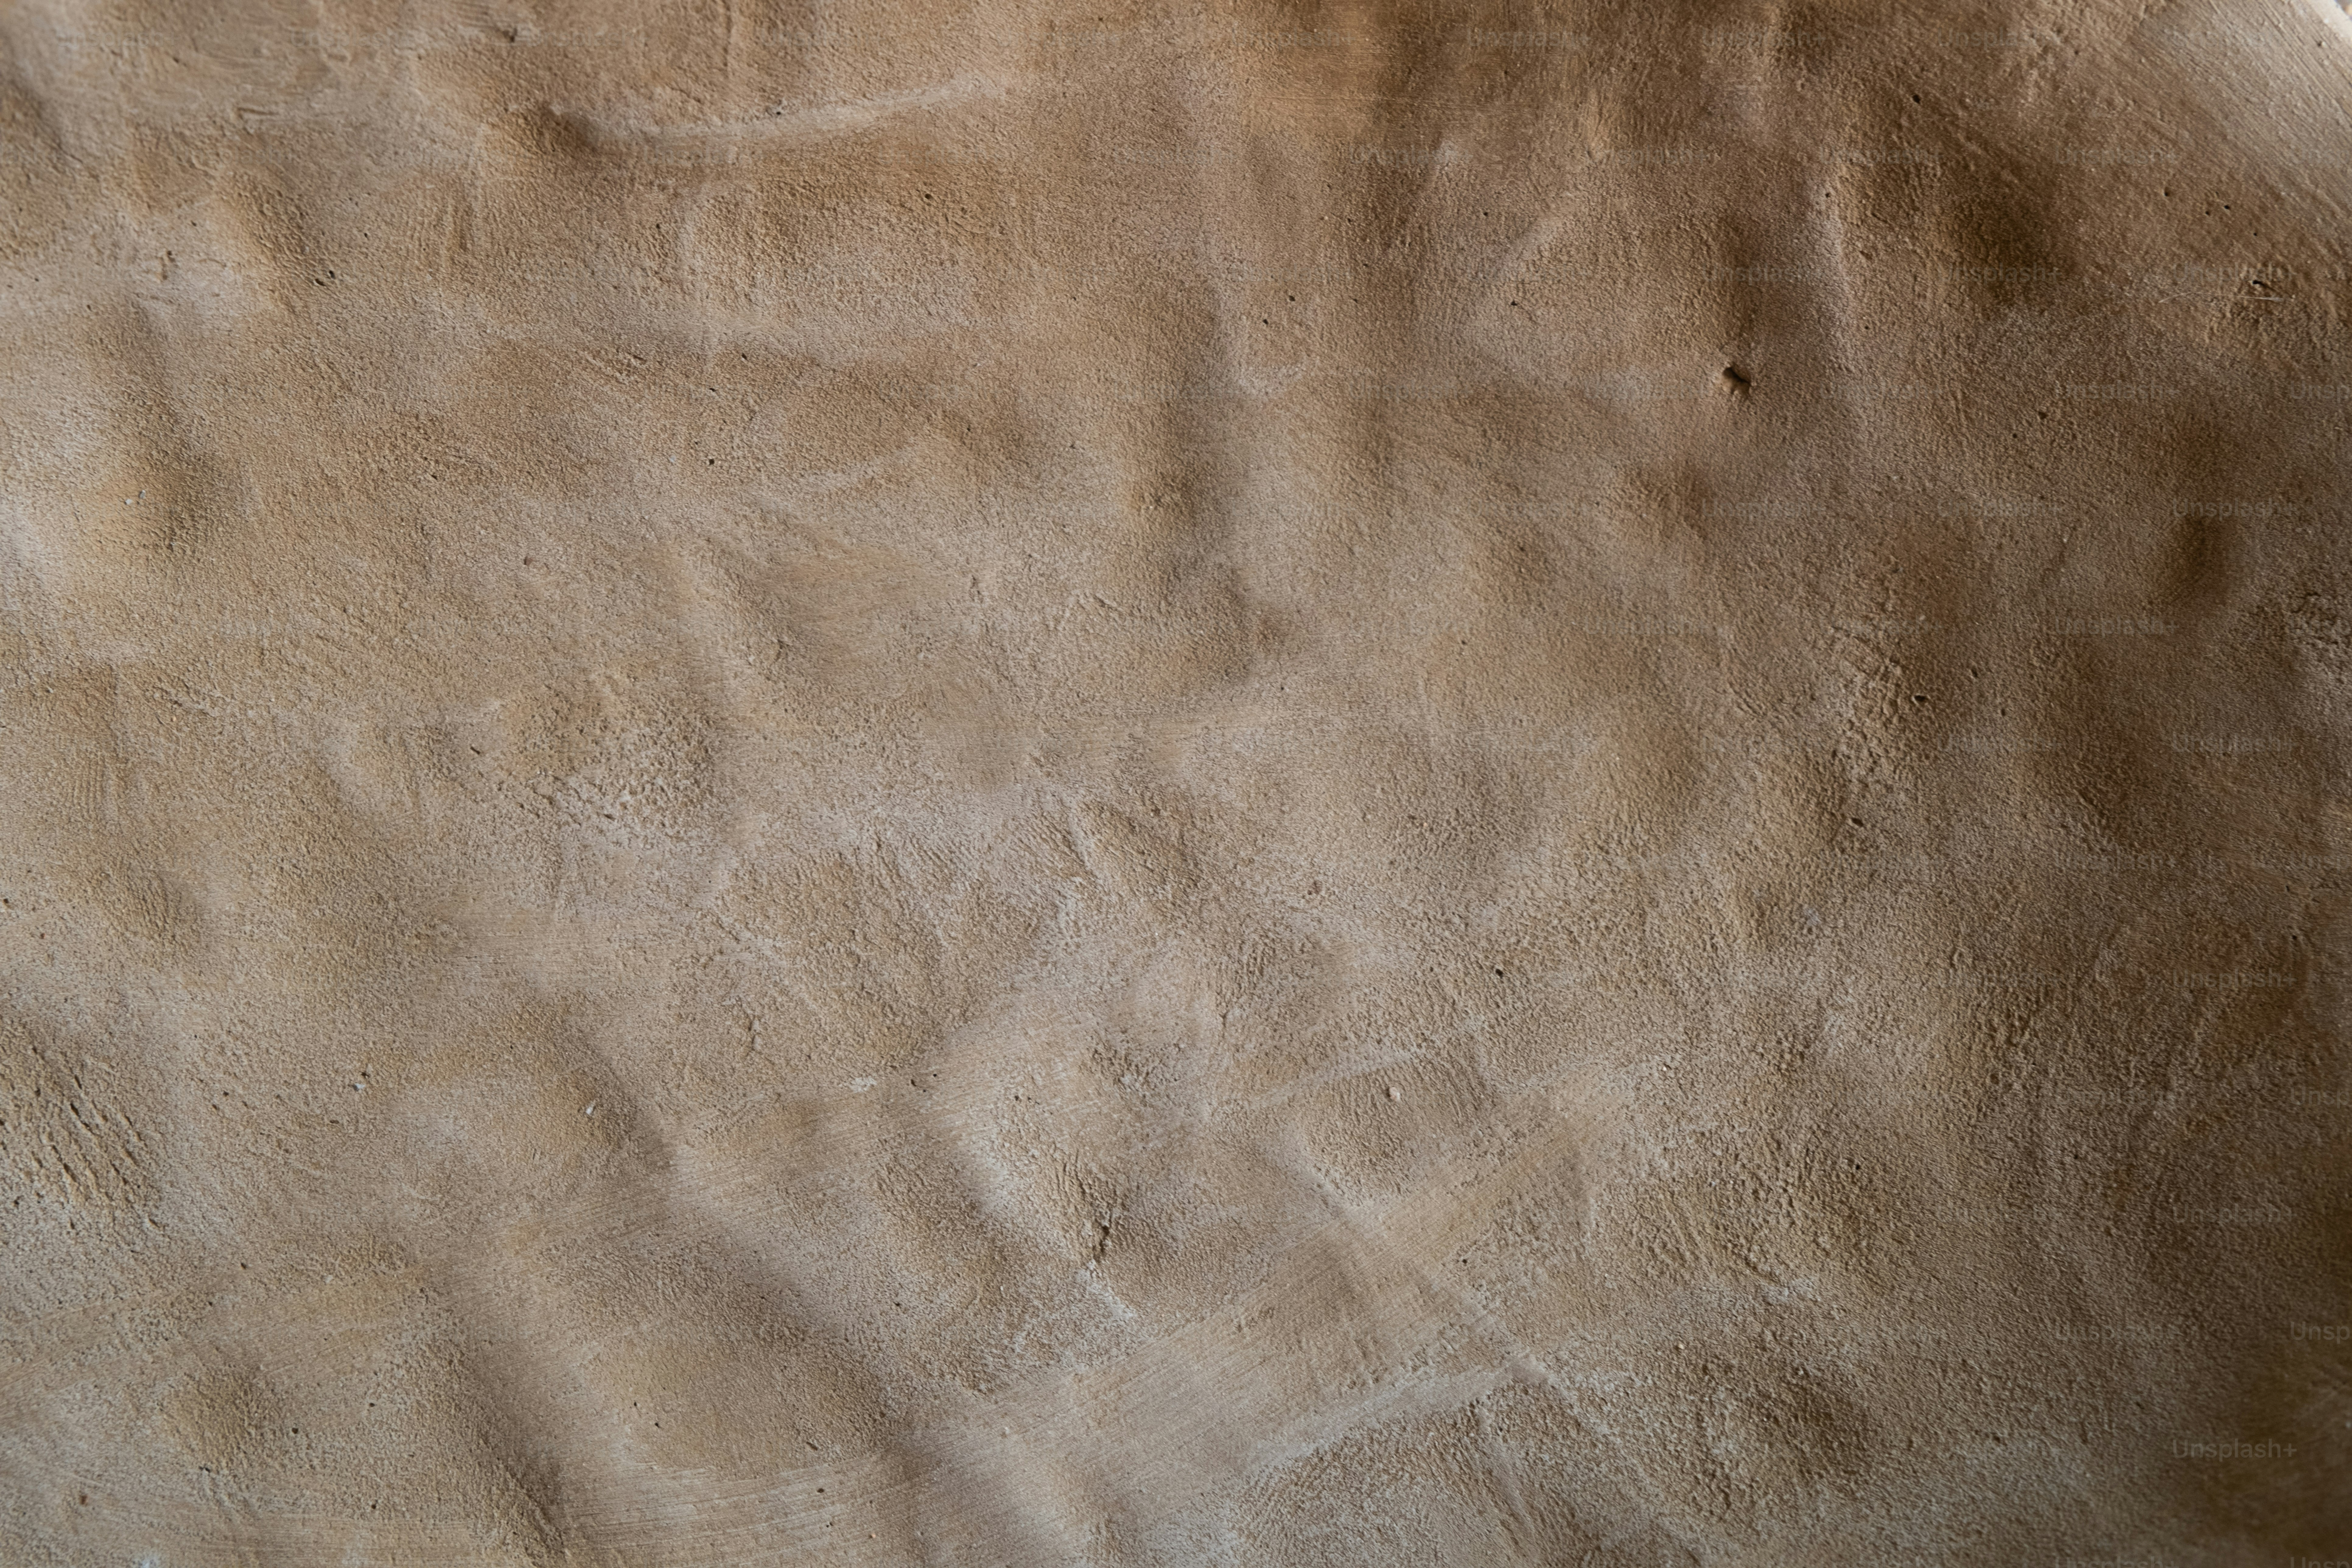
(4, 0), (2351, 1562)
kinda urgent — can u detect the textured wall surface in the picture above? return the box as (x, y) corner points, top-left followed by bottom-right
(3, 0), (2351, 1562)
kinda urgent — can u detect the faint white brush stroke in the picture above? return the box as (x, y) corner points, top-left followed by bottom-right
(2296, 0), (2352, 41)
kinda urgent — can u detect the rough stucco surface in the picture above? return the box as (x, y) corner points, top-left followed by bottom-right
(4, 0), (2351, 1562)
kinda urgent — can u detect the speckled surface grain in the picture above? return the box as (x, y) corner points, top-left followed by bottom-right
(4, 1), (2352, 1563)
